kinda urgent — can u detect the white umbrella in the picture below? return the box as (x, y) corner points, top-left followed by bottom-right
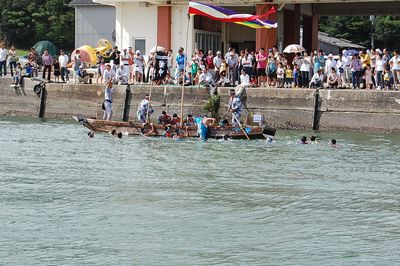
(149, 46), (166, 54)
(283, 44), (305, 54)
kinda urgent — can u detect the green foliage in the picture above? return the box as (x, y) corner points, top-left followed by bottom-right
(204, 95), (220, 119)
(319, 16), (400, 50)
(0, 0), (74, 50)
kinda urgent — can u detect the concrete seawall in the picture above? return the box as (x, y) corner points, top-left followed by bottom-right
(1, 77), (400, 133)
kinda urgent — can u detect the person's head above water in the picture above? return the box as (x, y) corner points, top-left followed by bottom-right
(300, 136), (308, 144)
(117, 132), (123, 139)
(310, 135), (316, 141)
(331, 139), (337, 145)
(87, 131), (95, 138)
(111, 129), (117, 135)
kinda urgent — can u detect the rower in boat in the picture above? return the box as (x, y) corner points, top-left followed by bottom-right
(158, 111), (172, 125)
(102, 80), (115, 121)
(183, 114), (195, 126)
(137, 94), (154, 123)
(228, 89), (243, 126)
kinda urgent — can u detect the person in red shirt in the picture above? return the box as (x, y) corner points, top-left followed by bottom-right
(256, 48), (267, 87)
(158, 111), (172, 125)
(205, 50), (215, 79)
(170, 113), (181, 125)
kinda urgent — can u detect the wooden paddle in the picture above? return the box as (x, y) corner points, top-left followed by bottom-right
(232, 114), (250, 140)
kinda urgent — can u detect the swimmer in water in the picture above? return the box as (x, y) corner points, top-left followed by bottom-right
(87, 131), (95, 138)
(110, 129), (117, 137)
(310, 135), (318, 144)
(300, 135), (308, 144)
(173, 127), (188, 140)
(330, 138), (339, 148)
(117, 132), (123, 139)
(140, 123), (156, 137)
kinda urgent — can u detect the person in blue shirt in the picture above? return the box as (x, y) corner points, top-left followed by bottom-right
(228, 89), (243, 126)
(175, 47), (186, 79)
(195, 115), (216, 141)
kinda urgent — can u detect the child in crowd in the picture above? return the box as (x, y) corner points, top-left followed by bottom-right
(293, 64), (299, 88)
(364, 64), (373, 90)
(276, 62), (285, 88)
(53, 59), (61, 82)
(25, 62), (33, 77)
(190, 55), (198, 81)
(10, 63), (22, 87)
(285, 64), (293, 88)
(217, 71), (231, 87)
(384, 69), (391, 90)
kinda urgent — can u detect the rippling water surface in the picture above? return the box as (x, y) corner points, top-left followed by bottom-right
(1, 116), (399, 265)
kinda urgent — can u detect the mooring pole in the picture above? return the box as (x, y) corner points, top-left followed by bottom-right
(38, 86), (47, 118)
(312, 89), (320, 131)
(122, 84), (132, 122)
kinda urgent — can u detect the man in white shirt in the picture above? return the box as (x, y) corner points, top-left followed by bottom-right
(213, 51), (223, 81)
(235, 69), (250, 110)
(58, 50), (69, 82)
(116, 64), (128, 85)
(309, 69), (324, 88)
(199, 66), (215, 88)
(0, 44), (8, 76)
(325, 54), (337, 74)
(120, 48), (131, 78)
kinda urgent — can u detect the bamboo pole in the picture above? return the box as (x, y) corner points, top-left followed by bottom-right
(180, 15), (191, 126)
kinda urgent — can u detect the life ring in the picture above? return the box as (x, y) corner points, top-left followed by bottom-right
(33, 83), (44, 95)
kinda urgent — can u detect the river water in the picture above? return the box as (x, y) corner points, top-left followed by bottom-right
(0, 116), (399, 265)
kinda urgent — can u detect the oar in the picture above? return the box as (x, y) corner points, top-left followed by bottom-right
(233, 114), (250, 140)
(146, 85), (152, 123)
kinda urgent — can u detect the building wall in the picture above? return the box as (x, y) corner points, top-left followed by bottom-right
(115, 2), (157, 54)
(171, 5), (194, 57)
(75, 5), (116, 48)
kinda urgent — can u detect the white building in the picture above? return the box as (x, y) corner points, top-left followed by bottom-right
(70, 0), (116, 48)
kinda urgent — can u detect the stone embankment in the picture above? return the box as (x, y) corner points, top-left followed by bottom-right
(1, 77), (400, 133)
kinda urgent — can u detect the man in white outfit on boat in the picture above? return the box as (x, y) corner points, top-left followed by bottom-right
(103, 80), (114, 121)
(137, 94), (154, 123)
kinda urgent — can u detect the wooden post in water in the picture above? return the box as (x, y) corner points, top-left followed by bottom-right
(38, 86), (47, 118)
(122, 84), (132, 121)
(312, 89), (320, 130)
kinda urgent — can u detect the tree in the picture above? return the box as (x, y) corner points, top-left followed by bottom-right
(319, 15), (400, 50)
(0, 0), (74, 50)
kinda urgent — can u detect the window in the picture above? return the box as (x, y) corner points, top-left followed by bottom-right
(133, 38), (146, 55)
(195, 33), (221, 53)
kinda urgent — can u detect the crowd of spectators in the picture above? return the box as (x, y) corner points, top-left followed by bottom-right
(1, 42), (400, 91)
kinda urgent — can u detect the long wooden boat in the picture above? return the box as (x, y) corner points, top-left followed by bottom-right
(73, 116), (276, 140)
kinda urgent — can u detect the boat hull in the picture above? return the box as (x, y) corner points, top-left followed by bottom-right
(73, 116), (275, 140)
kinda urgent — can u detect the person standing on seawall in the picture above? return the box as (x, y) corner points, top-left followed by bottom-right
(0, 43), (8, 77)
(59, 50), (69, 83)
(41, 49), (53, 81)
(8, 45), (18, 77)
(389, 49), (400, 90)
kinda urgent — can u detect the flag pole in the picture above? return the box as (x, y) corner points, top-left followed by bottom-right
(180, 14), (190, 126)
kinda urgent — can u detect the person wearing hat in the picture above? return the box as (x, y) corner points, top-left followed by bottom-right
(213, 51), (223, 81)
(77, 64), (89, 84)
(228, 89), (243, 126)
(102, 80), (115, 121)
(137, 94), (154, 123)
(133, 50), (144, 84)
(325, 53), (337, 74)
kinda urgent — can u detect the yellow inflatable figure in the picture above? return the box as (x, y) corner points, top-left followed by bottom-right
(71, 39), (113, 65)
